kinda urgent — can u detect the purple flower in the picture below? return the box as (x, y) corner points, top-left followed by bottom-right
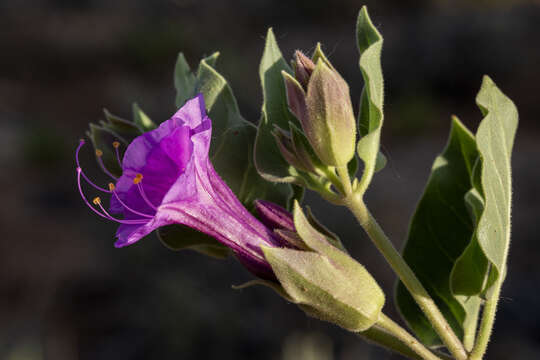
(76, 94), (303, 279)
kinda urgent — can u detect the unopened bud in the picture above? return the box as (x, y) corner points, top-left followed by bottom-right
(293, 50), (316, 89)
(272, 126), (315, 173)
(304, 59), (356, 166)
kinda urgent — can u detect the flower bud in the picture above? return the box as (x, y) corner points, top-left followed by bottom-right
(262, 202), (384, 332)
(272, 121), (324, 174)
(273, 126), (314, 173)
(293, 50), (315, 89)
(304, 58), (356, 166)
(284, 47), (357, 167)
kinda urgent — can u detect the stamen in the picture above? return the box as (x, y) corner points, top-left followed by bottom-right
(109, 183), (154, 218)
(133, 174), (158, 210)
(94, 197), (148, 224)
(77, 168), (114, 220)
(76, 169), (146, 225)
(75, 140), (111, 193)
(133, 173), (143, 184)
(113, 141), (123, 168)
(95, 149), (118, 181)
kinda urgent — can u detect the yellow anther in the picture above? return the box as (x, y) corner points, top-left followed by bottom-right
(112, 141), (120, 148)
(133, 173), (143, 184)
(108, 183), (115, 191)
(93, 197), (102, 205)
(95, 149), (103, 157)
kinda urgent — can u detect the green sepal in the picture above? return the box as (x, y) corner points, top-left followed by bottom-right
(132, 102), (156, 131)
(157, 224), (230, 259)
(304, 206), (346, 253)
(311, 43), (334, 70)
(262, 201), (384, 332)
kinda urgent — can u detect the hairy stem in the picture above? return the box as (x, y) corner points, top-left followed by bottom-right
(336, 172), (467, 360)
(372, 314), (448, 360)
(469, 276), (503, 360)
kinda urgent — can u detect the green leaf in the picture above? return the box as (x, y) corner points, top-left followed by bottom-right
(472, 75), (518, 292)
(174, 52), (197, 108)
(194, 52), (291, 209)
(132, 102), (156, 131)
(196, 52), (245, 156)
(254, 28), (299, 183)
(157, 224), (230, 259)
(212, 123), (289, 210)
(395, 117), (480, 347)
(451, 188), (489, 296)
(356, 7), (386, 194)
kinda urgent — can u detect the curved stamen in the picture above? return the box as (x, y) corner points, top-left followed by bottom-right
(77, 167), (115, 220)
(134, 174), (158, 211)
(113, 141), (123, 169)
(95, 149), (118, 180)
(76, 140), (111, 193)
(93, 197), (148, 225)
(109, 183), (154, 219)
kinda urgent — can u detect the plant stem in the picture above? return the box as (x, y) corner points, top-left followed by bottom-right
(336, 165), (353, 195)
(373, 314), (448, 360)
(347, 197), (467, 360)
(335, 169), (467, 360)
(469, 276), (503, 360)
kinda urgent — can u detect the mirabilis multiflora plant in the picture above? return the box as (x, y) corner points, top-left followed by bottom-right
(77, 6), (517, 360)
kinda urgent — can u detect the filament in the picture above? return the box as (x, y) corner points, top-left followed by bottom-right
(134, 175), (158, 210)
(113, 141), (123, 169)
(75, 140), (111, 193)
(109, 183), (154, 218)
(95, 149), (118, 180)
(94, 197), (148, 225)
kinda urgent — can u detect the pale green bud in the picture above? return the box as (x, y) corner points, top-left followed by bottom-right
(304, 59), (357, 166)
(262, 202), (385, 332)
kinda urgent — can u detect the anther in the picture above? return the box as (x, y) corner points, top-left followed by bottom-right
(95, 149), (103, 157)
(112, 141), (120, 148)
(133, 173), (143, 185)
(93, 197), (101, 205)
(108, 183), (115, 191)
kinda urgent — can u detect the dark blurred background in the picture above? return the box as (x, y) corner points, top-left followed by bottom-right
(1, 0), (539, 359)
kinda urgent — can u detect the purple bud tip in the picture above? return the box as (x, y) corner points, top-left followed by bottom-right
(294, 50), (316, 89)
(255, 200), (295, 232)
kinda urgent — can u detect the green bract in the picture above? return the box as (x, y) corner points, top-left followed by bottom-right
(263, 202), (385, 332)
